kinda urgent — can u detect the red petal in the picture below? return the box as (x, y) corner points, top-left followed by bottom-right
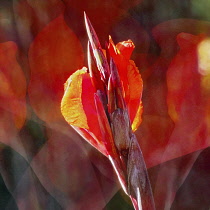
(116, 40), (135, 59)
(108, 38), (143, 131)
(61, 68), (110, 156)
(28, 15), (84, 123)
(126, 60), (143, 131)
(81, 73), (109, 152)
(94, 93), (118, 157)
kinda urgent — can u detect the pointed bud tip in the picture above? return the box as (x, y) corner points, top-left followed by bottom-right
(84, 11), (91, 35)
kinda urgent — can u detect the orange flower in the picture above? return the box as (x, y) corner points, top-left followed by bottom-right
(61, 16), (143, 158)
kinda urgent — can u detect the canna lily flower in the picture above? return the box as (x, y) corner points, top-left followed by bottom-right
(61, 13), (155, 210)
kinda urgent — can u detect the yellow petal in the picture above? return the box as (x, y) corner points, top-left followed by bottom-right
(61, 68), (89, 129)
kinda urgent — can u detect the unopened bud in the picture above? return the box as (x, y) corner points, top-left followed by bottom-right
(111, 108), (131, 154)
